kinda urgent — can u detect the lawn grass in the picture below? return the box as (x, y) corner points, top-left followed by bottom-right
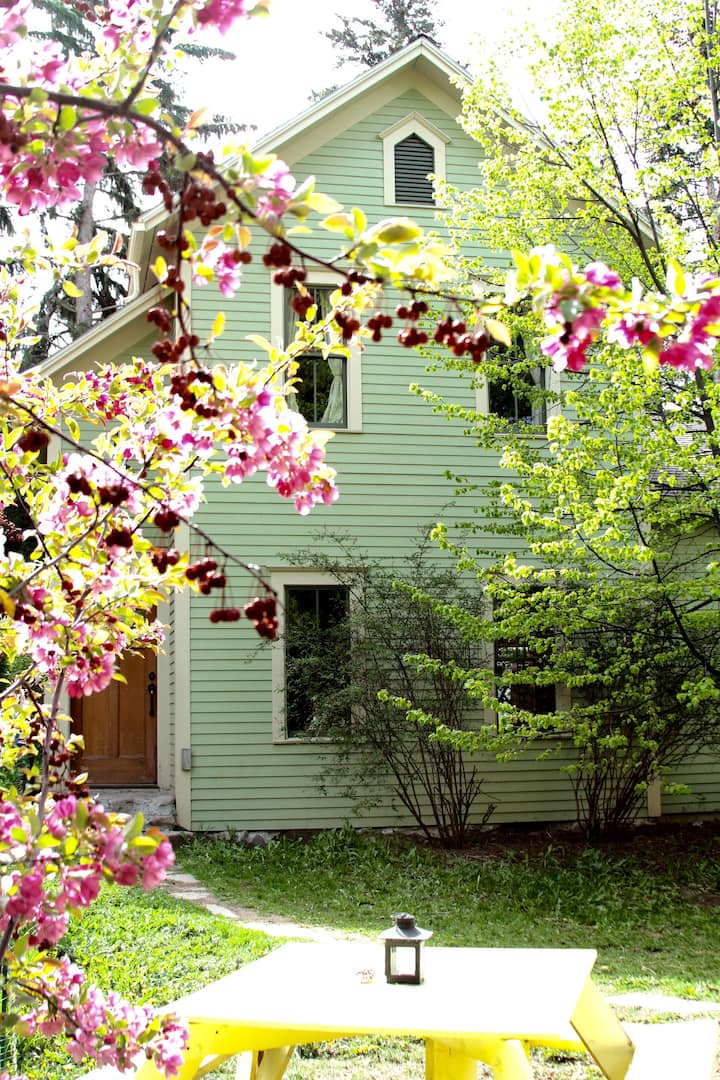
(23, 824), (720, 1079)
(16, 885), (279, 1080)
(175, 825), (720, 1000)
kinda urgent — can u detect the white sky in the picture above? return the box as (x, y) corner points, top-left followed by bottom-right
(190, 0), (561, 136)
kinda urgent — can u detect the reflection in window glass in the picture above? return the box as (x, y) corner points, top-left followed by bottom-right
(284, 584), (350, 737)
(488, 335), (547, 427)
(284, 285), (347, 427)
(494, 638), (556, 717)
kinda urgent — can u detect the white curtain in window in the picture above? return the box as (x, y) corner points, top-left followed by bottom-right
(321, 356), (345, 425)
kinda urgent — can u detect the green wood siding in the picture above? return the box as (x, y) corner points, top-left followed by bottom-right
(64, 71), (720, 830)
(182, 85), (591, 831)
(663, 754), (720, 815)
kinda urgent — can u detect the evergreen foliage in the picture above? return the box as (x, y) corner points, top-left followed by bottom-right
(311, 0), (443, 100)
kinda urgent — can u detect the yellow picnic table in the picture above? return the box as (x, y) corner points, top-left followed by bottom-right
(134, 941), (635, 1080)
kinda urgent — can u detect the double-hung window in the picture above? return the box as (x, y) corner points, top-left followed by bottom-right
(270, 273), (363, 431)
(283, 285), (347, 427)
(478, 335), (552, 429)
(271, 572), (351, 741)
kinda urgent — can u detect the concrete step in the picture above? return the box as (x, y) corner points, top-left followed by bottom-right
(91, 787), (176, 829)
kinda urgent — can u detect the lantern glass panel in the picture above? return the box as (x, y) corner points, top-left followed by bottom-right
(390, 943), (419, 979)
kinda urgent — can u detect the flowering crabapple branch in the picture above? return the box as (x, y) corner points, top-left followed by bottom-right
(3, 395), (280, 604)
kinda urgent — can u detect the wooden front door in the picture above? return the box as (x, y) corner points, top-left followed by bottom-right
(72, 649), (158, 785)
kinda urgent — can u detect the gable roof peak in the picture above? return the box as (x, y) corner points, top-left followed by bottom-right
(254, 36), (467, 155)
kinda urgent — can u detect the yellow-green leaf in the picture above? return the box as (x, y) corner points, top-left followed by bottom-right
(322, 213), (356, 234)
(176, 152), (197, 173)
(133, 98), (158, 116)
(58, 105), (76, 131)
(373, 221), (422, 245)
(486, 319), (512, 347)
(306, 192), (343, 214)
(152, 256), (168, 283)
(62, 280), (84, 298)
(212, 311), (226, 338)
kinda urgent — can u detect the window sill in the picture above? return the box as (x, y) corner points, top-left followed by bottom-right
(273, 734), (335, 746)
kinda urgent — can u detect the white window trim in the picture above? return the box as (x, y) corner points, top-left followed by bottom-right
(271, 569), (350, 744)
(379, 112), (449, 207)
(270, 271), (363, 432)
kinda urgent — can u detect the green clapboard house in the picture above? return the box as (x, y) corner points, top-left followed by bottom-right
(43, 38), (720, 832)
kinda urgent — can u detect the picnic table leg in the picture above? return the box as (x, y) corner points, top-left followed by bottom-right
(235, 1046), (295, 1080)
(425, 1037), (534, 1080)
(425, 1039), (478, 1080)
(491, 1040), (533, 1079)
(570, 977), (635, 1080)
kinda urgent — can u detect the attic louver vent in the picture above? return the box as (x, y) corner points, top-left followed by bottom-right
(394, 133), (434, 204)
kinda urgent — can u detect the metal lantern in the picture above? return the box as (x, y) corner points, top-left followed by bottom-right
(380, 913), (432, 985)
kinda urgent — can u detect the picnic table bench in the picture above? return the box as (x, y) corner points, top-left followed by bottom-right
(81, 942), (718, 1080)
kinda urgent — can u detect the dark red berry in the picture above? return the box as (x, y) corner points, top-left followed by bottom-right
(17, 429), (50, 454)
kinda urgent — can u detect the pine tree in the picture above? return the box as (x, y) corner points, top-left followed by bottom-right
(326, 0), (443, 66)
(311, 0), (443, 100)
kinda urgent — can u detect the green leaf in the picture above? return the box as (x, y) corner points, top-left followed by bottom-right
(152, 256), (168, 283)
(62, 280), (84, 298)
(353, 207), (367, 233)
(133, 98), (158, 116)
(666, 259), (685, 296)
(322, 213), (356, 234)
(486, 319), (512, 347)
(246, 334), (274, 355)
(128, 835), (159, 852)
(306, 192), (343, 214)
(176, 152), (197, 173)
(58, 105), (77, 131)
(123, 811), (145, 841)
(372, 220), (422, 245)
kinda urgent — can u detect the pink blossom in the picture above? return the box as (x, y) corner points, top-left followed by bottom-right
(256, 159), (296, 220)
(606, 313), (659, 348)
(584, 261), (622, 289)
(45, 795), (78, 838)
(195, 0), (247, 33)
(660, 340), (713, 369)
(65, 650), (116, 698)
(192, 240), (243, 298)
(541, 306), (604, 372)
(6, 865), (44, 918)
(113, 862), (140, 887)
(141, 839), (174, 890)
(0, 799), (27, 846)
(0, 0), (30, 47)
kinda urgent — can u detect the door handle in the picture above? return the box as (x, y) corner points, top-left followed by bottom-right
(148, 672), (156, 717)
